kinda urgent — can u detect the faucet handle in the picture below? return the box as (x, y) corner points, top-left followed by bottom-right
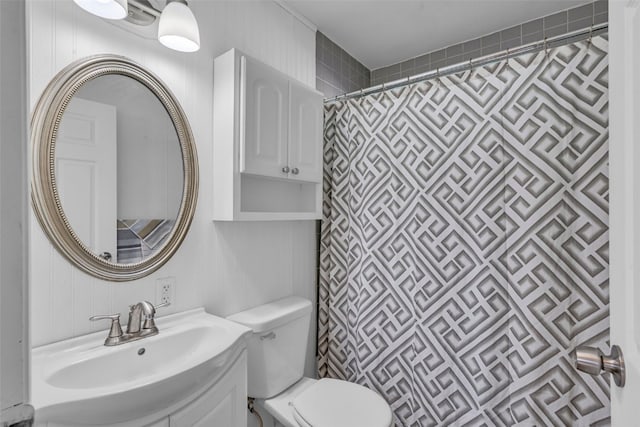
(89, 313), (123, 346)
(141, 301), (171, 330)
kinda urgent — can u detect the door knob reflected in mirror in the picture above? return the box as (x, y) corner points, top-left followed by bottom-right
(99, 251), (112, 261)
(574, 344), (625, 387)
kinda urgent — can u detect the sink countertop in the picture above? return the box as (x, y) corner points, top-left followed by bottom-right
(32, 308), (252, 425)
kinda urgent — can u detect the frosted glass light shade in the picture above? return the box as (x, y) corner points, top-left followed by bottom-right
(158, 1), (200, 53)
(73, 0), (128, 20)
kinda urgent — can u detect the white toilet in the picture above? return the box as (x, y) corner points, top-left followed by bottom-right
(227, 296), (393, 427)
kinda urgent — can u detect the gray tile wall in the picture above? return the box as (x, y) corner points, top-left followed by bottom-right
(316, 31), (371, 99)
(371, 0), (608, 86)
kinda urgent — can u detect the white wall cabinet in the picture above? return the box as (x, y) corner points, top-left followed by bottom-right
(241, 55), (289, 180)
(288, 79), (324, 183)
(214, 48), (323, 221)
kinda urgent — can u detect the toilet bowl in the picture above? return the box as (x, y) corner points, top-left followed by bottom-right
(227, 297), (392, 427)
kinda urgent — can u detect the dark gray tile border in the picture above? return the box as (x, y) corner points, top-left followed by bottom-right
(375, 67), (387, 79)
(569, 16), (593, 31)
(414, 64), (431, 75)
(544, 11), (568, 29)
(320, 1), (607, 93)
(316, 31), (370, 96)
(545, 24), (569, 38)
(522, 31), (544, 44)
(415, 53), (430, 68)
(501, 25), (521, 41)
(387, 63), (401, 75)
(317, 62), (331, 81)
(432, 59), (447, 71)
(501, 37), (521, 50)
(569, 3), (594, 22)
(316, 78), (342, 98)
(522, 18), (543, 35)
(446, 43), (463, 57)
(594, 12), (608, 24)
(401, 58), (415, 72)
(463, 38), (481, 53)
(401, 68), (414, 78)
(481, 43), (501, 56)
(431, 49), (446, 62)
(594, 0), (607, 14)
(463, 49), (482, 62)
(481, 32), (501, 48)
(446, 54), (463, 66)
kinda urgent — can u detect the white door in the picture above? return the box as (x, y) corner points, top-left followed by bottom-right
(608, 0), (640, 424)
(288, 80), (323, 183)
(56, 97), (117, 260)
(240, 55), (289, 179)
(0, 0), (31, 424)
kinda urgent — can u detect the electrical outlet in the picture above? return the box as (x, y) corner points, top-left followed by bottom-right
(156, 276), (175, 306)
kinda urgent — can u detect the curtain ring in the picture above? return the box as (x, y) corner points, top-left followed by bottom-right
(544, 37), (549, 57)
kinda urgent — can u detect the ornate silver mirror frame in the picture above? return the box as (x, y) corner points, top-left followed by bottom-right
(31, 55), (198, 281)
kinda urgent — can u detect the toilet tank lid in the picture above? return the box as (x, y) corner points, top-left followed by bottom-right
(226, 297), (312, 333)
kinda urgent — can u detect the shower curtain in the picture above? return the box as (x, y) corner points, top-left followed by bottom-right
(319, 36), (610, 426)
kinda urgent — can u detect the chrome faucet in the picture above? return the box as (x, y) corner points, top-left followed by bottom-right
(90, 301), (169, 346)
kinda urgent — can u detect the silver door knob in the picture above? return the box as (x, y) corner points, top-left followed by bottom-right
(574, 345), (625, 387)
(282, 166), (290, 174)
(291, 167), (299, 175)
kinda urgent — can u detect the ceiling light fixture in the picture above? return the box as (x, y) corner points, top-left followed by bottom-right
(73, 0), (200, 53)
(73, 0), (128, 20)
(158, 0), (200, 52)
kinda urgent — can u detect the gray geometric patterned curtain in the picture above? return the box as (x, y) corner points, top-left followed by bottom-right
(319, 36), (610, 426)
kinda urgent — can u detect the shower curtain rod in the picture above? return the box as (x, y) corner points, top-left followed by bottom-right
(325, 22), (608, 103)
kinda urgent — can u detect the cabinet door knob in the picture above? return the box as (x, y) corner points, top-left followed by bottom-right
(282, 166), (290, 173)
(291, 167), (299, 175)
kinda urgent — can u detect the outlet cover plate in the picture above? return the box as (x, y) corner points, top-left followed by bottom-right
(156, 276), (176, 306)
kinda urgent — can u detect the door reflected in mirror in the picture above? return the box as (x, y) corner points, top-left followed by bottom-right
(56, 75), (183, 264)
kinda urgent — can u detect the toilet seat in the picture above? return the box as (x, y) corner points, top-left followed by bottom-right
(290, 378), (392, 427)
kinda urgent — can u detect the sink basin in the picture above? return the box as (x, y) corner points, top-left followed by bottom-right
(46, 326), (221, 390)
(32, 308), (251, 426)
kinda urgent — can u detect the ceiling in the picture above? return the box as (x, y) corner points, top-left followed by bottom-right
(282, 0), (590, 70)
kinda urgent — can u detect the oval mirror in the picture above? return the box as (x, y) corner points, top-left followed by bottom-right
(31, 55), (198, 281)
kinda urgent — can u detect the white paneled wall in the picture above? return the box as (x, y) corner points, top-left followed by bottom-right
(27, 0), (318, 384)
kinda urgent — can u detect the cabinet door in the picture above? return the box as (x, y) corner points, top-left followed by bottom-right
(288, 80), (323, 183)
(169, 351), (247, 427)
(241, 55), (289, 179)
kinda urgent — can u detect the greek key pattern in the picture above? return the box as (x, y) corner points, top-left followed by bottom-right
(319, 36), (609, 426)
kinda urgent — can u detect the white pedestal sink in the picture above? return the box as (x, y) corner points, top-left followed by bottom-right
(32, 308), (251, 426)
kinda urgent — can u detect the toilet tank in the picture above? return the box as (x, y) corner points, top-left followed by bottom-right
(227, 297), (312, 399)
